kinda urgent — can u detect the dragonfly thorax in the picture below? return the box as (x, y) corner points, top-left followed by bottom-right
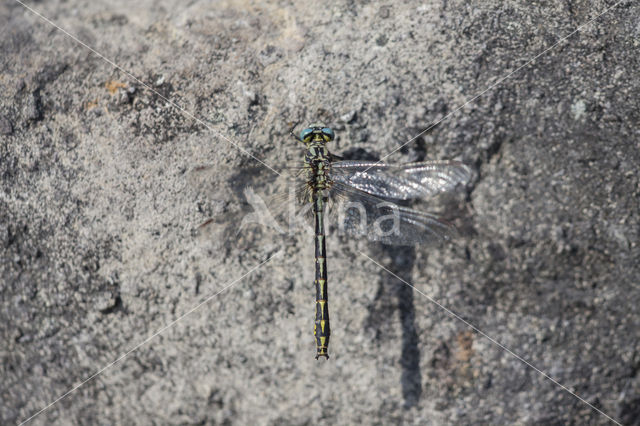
(304, 141), (333, 192)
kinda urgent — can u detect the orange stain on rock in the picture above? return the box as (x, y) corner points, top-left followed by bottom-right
(455, 331), (474, 363)
(85, 99), (99, 110)
(105, 80), (127, 94)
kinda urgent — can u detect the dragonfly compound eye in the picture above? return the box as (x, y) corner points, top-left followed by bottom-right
(300, 127), (314, 141)
(321, 127), (335, 141)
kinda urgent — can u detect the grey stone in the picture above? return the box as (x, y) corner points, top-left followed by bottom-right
(1, 1), (639, 425)
(0, 116), (12, 135)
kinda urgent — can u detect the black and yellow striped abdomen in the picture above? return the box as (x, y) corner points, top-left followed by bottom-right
(313, 194), (330, 359)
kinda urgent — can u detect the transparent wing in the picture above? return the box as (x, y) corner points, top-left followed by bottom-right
(330, 160), (471, 200)
(268, 177), (315, 231)
(326, 182), (458, 246)
(195, 168), (322, 242)
(191, 161), (466, 246)
(190, 164), (311, 238)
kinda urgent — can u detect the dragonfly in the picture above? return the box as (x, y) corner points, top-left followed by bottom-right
(286, 125), (471, 359)
(194, 124), (471, 359)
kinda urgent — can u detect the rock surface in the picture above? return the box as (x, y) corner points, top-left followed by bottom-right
(1, 0), (639, 425)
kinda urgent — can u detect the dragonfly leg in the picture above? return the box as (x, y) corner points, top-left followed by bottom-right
(288, 121), (304, 143)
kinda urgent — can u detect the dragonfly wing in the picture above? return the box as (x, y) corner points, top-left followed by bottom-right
(327, 182), (458, 246)
(330, 160), (471, 200)
(194, 168), (314, 239)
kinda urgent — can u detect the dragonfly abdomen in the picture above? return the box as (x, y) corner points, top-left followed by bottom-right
(313, 194), (330, 359)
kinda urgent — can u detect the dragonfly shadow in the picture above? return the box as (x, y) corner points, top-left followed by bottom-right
(364, 241), (422, 409)
(342, 146), (423, 407)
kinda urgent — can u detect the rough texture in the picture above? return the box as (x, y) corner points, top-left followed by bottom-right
(2, 0), (639, 425)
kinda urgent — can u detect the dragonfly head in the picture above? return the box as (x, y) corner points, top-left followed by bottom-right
(300, 125), (334, 143)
